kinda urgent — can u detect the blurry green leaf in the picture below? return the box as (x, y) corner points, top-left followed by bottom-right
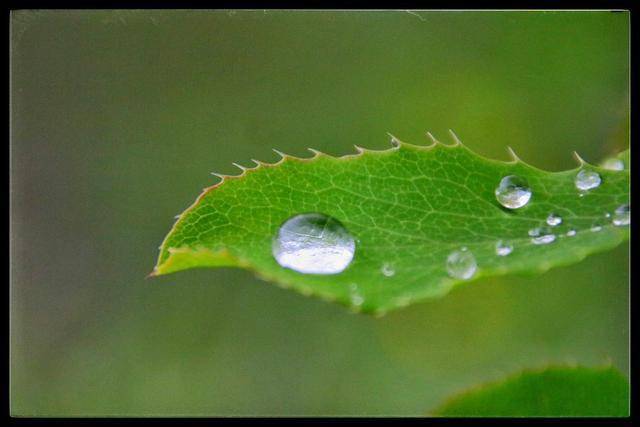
(152, 134), (629, 314)
(432, 365), (629, 417)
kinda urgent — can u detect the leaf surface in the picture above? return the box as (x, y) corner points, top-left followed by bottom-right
(432, 365), (629, 417)
(152, 134), (629, 314)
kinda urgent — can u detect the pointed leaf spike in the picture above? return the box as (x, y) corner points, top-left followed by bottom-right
(232, 162), (247, 172)
(387, 132), (401, 148)
(448, 129), (463, 146)
(573, 151), (587, 166)
(307, 148), (322, 157)
(506, 146), (521, 163)
(210, 172), (226, 180)
(353, 145), (366, 154)
(272, 149), (287, 159)
(250, 159), (263, 167)
(426, 131), (440, 146)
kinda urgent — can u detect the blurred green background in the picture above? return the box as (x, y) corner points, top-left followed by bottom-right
(10, 10), (629, 416)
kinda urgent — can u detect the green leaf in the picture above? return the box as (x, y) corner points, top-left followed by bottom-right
(152, 134), (629, 314)
(432, 365), (630, 417)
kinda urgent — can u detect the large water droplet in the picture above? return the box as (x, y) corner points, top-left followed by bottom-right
(601, 158), (624, 171)
(612, 204), (630, 227)
(446, 249), (477, 280)
(546, 213), (562, 227)
(575, 169), (602, 191)
(381, 263), (395, 277)
(529, 227), (556, 245)
(495, 240), (513, 256)
(272, 213), (355, 274)
(495, 175), (532, 209)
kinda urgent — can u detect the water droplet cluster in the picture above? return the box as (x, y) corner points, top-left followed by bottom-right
(268, 157), (627, 302)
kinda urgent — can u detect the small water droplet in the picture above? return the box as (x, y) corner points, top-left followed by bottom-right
(612, 204), (630, 227)
(604, 212), (611, 218)
(575, 169), (602, 191)
(590, 225), (603, 232)
(566, 229), (577, 237)
(495, 241), (513, 256)
(446, 249), (477, 280)
(546, 213), (562, 227)
(601, 158), (624, 171)
(381, 263), (395, 277)
(529, 227), (556, 245)
(495, 175), (532, 209)
(272, 213), (355, 274)
(349, 283), (364, 307)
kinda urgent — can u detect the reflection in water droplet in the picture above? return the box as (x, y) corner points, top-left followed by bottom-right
(495, 241), (513, 256)
(546, 213), (562, 227)
(529, 227), (556, 245)
(575, 169), (602, 191)
(446, 249), (477, 280)
(381, 263), (395, 277)
(612, 204), (630, 227)
(495, 175), (532, 209)
(601, 158), (624, 171)
(272, 213), (355, 274)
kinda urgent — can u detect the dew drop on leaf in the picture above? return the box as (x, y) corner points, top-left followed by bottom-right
(495, 240), (513, 256)
(529, 227), (556, 245)
(446, 249), (477, 280)
(546, 213), (563, 227)
(349, 283), (364, 307)
(575, 169), (602, 191)
(272, 213), (355, 275)
(601, 158), (624, 171)
(381, 263), (395, 277)
(566, 229), (577, 237)
(612, 204), (629, 227)
(495, 175), (532, 209)
(590, 225), (603, 232)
